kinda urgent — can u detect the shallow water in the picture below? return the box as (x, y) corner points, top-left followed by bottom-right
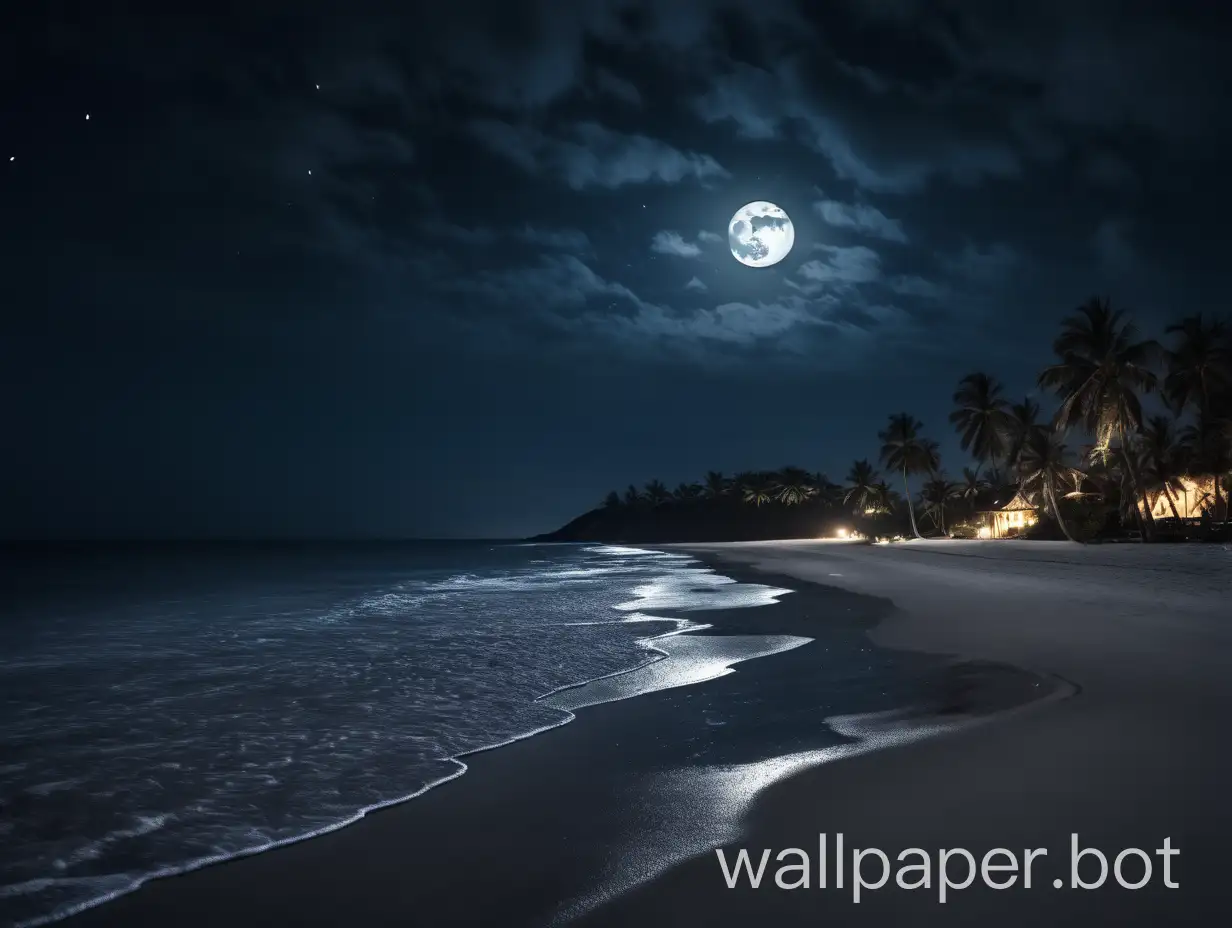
(0, 542), (799, 926)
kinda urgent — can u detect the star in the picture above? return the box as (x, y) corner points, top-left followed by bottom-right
(308, 170), (312, 175)
(85, 113), (90, 120)
(315, 84), (320, 90)
(8, 156), (13, 162)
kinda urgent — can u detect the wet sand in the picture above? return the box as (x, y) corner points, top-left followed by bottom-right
(576, 540), (1230, 927)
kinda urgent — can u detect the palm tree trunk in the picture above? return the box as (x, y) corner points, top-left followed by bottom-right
(1161, 486), (1181, 521)
(1046, 482), (1080, 543)
(1116, 423), (1154, 542)
(902, 467), (922, 539)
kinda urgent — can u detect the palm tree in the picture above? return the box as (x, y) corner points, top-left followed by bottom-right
(983, 464), (1006, 488)
(673, 482), (702, 502)
(1038, 297), (1160, 540)
(956, 466), (989, 510)
(949, 373), (1011, 464)
(603, 490), (622, 510)
(811, 472), (840, 506)
(1003, 398), (1041, 472)
(1016, 428), (1085, 543)
(1137, 416), (1188, 521)
(875, 481), (901, 513)
(1081, 450), (1122, 520)
(742, 473), (777, 507)
(702, 471), (730, 499)
(1163, 315), (1232, 416)
(1164, 315), (1232, 525)
(732, 471), (759, 494)
(774, 466), (817, 506)
(843, 459), (882, 514)
(878, 413), (939, 539)
(920, 473), (959, 534)
(622, 484), (642, 507)
(643, 479), (671, 507)
(1180, 409), (1232, 520)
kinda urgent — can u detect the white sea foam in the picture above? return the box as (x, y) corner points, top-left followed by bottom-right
(615, 569), (793, 612)
(543, 633), (811, 711)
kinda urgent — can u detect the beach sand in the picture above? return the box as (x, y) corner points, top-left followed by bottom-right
(62, 540), (1229, 927)
(577, 540), (1231, 927)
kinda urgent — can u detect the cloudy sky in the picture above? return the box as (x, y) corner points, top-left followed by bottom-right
(5, 1), (1232, 538)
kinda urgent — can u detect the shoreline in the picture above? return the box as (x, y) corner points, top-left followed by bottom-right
(5, 552), (766, 928)
(53, 545), (1052, 928)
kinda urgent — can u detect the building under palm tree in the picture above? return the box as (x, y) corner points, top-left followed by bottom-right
(1140, 474), (1222, 521)
(974, 473), (1217, 537)
(974, 488), (1040, 538)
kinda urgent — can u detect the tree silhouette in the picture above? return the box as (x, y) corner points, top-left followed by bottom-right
(1039, 297), (1160, 540)
(878, 413), (937, 540)
(950, 372), (1011, 464)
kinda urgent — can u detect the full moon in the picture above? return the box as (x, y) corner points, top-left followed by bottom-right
(728, 201), (795, 268)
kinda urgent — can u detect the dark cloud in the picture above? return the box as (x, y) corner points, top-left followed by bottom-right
(429, 223), (592, 253)
(651, 231), (703, 258)
(650, 229), (724, 259)
(454, 253), (637, 313)
(592, 67), (643, 106)
(942, 243), (1021, 283)
(1083, 151), (1139, 191)
(798, 245), (883, 285)
(813, 196), (908, 242)
(1093, 218), (1135, 274)
(694, 60), (1022, 194)
(468, 119), (729, 189)
(888, 274), (946, 301)
(616, 299), (818, 347)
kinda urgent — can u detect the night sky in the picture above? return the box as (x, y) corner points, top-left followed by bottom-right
(6, 2), (1232, 539)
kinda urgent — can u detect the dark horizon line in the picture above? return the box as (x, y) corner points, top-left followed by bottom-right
(0, 536), (531, 546)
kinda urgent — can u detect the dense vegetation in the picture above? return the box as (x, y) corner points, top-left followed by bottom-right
(536, 299), (1232, 544)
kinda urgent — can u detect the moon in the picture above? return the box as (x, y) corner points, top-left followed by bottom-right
(728, 201), (795, 268)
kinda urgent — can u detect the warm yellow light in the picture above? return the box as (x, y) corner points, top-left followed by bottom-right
(835, 527), (848, 538)
(977, 526), (992, 539)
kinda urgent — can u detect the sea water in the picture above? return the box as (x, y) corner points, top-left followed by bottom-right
(0, 541), (798, 926)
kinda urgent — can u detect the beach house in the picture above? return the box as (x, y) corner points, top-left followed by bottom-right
(975, 488), (1039, 538)
(1141, 475), (1219, 521)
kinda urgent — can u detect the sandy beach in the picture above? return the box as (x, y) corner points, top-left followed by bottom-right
(579, 539), (1232, 926)
(58, 539), (1231, 927)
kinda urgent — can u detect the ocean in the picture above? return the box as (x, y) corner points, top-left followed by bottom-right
(0, 541), (808, 927)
